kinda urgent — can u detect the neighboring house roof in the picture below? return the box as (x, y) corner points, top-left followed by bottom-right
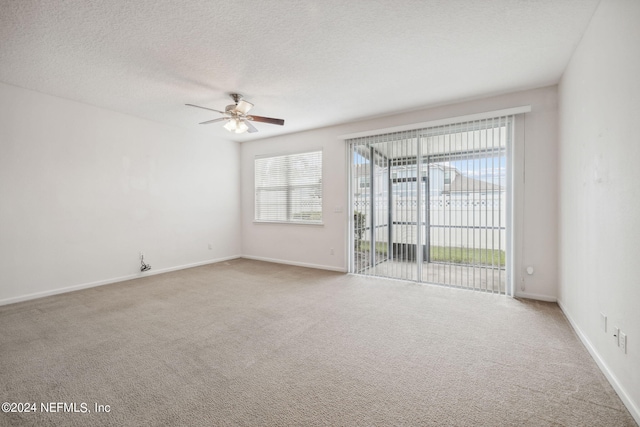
(445, 174), (504, 193)
(430, 164), (458, 173)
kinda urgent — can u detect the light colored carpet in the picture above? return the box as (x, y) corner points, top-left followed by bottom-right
(0, 258), (636, 426)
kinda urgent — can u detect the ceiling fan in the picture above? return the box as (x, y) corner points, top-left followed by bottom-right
(186, 93), (284, 134)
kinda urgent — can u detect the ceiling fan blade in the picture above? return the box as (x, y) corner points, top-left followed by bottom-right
(185, 103), (225, 114)
(199, 117), (226, 125)
(248, 115), (285, 126)
(236, 100), (254, 115)
(245, 120), (258, 133)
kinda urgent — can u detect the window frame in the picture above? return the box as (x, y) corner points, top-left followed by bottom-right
(254, 149), (324, 225)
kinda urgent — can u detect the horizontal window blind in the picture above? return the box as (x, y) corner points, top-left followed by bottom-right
(255, 150), (322, 224)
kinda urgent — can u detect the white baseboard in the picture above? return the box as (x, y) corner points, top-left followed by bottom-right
(514, 291), (557, 302)
(0, 255), (242, 307)
(141, 255), (241, 277)
(557, 299), (640, 425)
(240, 255), (347, 273)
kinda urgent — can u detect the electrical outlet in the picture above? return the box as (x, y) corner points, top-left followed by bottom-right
(619, 332), (627, 354)
(600, 313), (607, 332)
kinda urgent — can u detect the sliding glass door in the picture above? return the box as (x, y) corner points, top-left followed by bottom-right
(349, 117), (512, 294)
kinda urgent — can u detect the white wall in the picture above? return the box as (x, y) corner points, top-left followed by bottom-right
(241, 86), (559, 300)
(240, 126), (348, 272)
(0, 82), (241, 304)
(558, 0), (640, 421)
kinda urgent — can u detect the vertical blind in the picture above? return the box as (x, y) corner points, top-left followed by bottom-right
(255, 150), (323, 224)
(349, 116), (512, 294)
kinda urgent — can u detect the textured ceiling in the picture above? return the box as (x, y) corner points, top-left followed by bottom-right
(0, 0), (600, 141)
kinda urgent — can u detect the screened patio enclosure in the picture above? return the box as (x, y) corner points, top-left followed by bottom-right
(348, 116), (513, 295)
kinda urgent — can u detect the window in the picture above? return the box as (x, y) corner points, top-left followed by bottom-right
(255, 150), (322, 224)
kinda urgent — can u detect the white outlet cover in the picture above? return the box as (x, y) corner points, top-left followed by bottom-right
(620, 332), (627, 354)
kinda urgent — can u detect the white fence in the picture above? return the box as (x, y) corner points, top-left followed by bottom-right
(355, 193), (506, 251)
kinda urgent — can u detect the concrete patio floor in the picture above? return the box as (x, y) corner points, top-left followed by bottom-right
(360, 259), (506, 294)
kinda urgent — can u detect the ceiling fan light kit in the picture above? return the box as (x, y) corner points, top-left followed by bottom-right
(186, 94), (284, 134)
(223, 118), (249, 134)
